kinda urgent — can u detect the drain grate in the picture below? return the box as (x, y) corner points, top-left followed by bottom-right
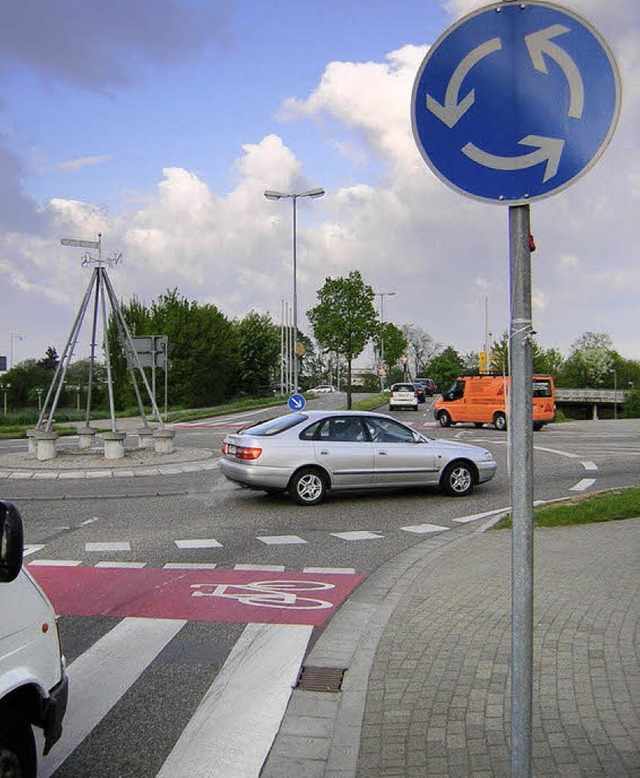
(296, 666), (346, 693)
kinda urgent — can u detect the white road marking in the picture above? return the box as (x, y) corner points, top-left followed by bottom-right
(401, 523), (448, 534)
(303, 566), (356, 574)
(331, 530), (384, 541)
(38, 617), (185, 778)
(570, 478), (597, 492)
(156, 623), (312, 778)
(94, 561), (146, 568)
(453, 507), (511, 524)
(581, 461), (598, 471)
(23, 544), (45, 556)
(174, 538), (223, 549)
(257, 535), (308, 545)
(163, 562), (218, 569)
(28, 559), (81, 567)
(234, 563), (285, 572)
(85, 541), (131, 552)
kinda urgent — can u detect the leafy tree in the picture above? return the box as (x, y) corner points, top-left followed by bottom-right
(401, 324), (441, 377)
(489, 330), (546, 375)
(0, 359), (51, 409)
(426, 346), (465, 395)
(307, 270), (378, 408)
(374, 322), (407, 374)
(562, 331), (614, 388)
(235, 311), (280, 395)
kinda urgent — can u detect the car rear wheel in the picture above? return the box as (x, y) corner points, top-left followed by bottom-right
(494, 412), (507, 431)
(289, 468), (327, 506)
(441, 461), (475, 497)
(437, 411), (452, 427)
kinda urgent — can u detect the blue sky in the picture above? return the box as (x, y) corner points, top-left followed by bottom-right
(1, 0), (639, 369)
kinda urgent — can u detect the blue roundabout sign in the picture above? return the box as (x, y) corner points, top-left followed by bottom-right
(411, 1), (621, 204)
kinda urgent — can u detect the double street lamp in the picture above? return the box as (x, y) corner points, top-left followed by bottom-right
(264, 187), (325, 392)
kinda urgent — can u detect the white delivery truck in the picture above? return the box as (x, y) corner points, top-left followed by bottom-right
(0, 500), (68, 778)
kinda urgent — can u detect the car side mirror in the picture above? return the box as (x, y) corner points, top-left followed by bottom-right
(0, 500), (24, 583)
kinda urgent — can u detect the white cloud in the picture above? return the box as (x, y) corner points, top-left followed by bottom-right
(58, 155), (112, 173)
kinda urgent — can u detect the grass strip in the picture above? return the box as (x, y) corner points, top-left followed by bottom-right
(493, 487), (640, 529)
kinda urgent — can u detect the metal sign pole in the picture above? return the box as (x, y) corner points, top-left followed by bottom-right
(508, 203), (534, 777)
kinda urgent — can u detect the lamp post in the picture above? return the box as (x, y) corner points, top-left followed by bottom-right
(376, 291), (396, 390)
(10, 333), (23, 368)
(264, 187), (325, 392)
(1, 382), (10, 416)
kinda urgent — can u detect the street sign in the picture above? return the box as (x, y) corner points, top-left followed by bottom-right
(411, 1), (621, 204)
(288, 393), (306, 412)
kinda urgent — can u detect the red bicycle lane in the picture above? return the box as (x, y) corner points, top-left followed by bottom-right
(28, 565), (363, 626)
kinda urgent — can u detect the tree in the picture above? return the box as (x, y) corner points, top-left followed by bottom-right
(401, 325), (441, 378)
(562, 331), (614, 388)
(426, 346), (465, 395)
(37, 346), (59, 372)
(307, 270), (378, 408)
(374, 322), (407, 374)
(235, 311), (280, 395)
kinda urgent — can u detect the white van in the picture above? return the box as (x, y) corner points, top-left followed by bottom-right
(0, 500), (68, 777)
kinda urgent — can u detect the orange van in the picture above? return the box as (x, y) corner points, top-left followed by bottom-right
(432, 374), (555, 431)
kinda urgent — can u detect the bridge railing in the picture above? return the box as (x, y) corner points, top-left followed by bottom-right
(555, 389), (626, 403)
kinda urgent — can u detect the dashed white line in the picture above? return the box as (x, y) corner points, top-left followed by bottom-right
(401, 523), (448, 534)
(330, 530), (384, 541)
(257, 535), (307, 545)
(174, 539), (223, 550)
(570, 478), (597, 492)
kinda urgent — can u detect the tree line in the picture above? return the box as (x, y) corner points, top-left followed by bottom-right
(2, 275), (639, 418)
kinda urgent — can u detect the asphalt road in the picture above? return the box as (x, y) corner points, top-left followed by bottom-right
(1, 397), (638, 777)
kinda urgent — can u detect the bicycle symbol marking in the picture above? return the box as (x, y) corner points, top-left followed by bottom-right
(190, 579), (335, 610)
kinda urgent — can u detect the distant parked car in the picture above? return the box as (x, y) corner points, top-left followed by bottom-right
(219, 410), (497, 505)
(389, 383), (418, 411)
(416, 378), (438, 396)
(413, 384), (426, 403)
(309, 384), (337, 394)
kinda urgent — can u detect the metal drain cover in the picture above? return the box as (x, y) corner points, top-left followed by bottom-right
(296, 666), (345, 693)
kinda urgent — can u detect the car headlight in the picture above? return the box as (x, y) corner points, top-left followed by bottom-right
(483, 450), (494, 460)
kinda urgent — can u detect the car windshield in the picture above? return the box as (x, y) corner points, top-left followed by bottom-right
(241, 413), (308, 436)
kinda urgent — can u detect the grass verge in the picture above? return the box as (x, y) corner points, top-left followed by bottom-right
(492, 487), (640, 529)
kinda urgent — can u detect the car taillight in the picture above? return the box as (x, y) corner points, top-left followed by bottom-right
(236, 446), (262, 461)
(222, 443), (229, 455)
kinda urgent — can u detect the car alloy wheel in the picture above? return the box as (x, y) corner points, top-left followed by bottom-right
(438, 411), (452, 427)
(290, 468), (327, 506)
(442, 462), (474, 496)
(494, 413), (507, 431)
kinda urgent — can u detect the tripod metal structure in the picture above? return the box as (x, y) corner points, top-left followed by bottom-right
(37, 235), (164, 433)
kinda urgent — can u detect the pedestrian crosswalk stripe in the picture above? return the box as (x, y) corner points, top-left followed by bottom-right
(156, 623), (312, 778)
(174, 538), (223, 549)
(85, 541), (131, 552)
(38, 617), (185, 778)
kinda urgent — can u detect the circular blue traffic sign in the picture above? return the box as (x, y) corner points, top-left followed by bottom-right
(288, 393), (306, 412)
(411, 1), (621, 204)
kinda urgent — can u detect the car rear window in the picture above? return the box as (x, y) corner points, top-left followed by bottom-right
(241, 413), (308, 436)
(392, 384), (415, 392)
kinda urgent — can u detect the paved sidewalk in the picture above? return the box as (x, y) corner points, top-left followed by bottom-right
(263, 517), (640, 777)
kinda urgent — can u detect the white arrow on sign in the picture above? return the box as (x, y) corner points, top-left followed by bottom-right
(525, 25), (584, 119)
(426, 37), (502, 128)
(462, 135), (565, 182)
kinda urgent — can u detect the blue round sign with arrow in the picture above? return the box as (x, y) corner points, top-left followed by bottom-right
(411, 1), (621, 204)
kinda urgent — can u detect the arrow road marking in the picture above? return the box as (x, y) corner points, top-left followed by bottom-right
(525, 25), (584, 119)
(426, 37), (502, 128)
(462, 135), (565, 182)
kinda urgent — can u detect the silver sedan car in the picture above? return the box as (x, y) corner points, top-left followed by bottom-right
(219, 410), (497, 506)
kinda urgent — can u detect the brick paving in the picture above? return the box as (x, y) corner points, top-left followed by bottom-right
(356, 520), (640, 777)
(264, 518), (640, 777)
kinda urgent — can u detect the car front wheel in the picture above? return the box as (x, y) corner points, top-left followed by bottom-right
(441, 461), (475, 497)
(494, 412), (507, 431)
(289, 468), (328, 506)
(437, 411), (452, 427)
(0, 712), (37, 778)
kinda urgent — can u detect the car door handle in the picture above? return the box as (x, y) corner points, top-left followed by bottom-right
(378, 451), (388, 455)
(319, 450), (329, 455)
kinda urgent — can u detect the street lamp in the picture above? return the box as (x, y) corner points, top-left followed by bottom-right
(610, 367), (618, 420)
(10, 333), (23, 368)
(264, 187), (325, 392)
(376, 291), (396, 390)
